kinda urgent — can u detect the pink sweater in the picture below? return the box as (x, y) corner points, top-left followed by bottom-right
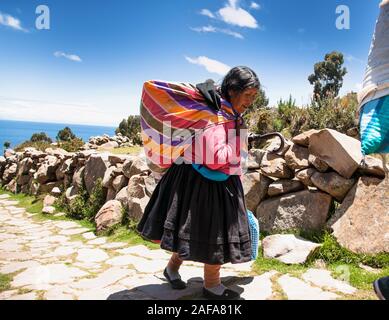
(183, 121), (243, 176)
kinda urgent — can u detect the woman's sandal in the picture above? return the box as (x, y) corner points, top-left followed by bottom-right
(202, 287), (240, 300)
(163, 268), (187, 290)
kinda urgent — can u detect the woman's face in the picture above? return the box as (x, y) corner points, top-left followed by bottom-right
(229, 88), (259, 114)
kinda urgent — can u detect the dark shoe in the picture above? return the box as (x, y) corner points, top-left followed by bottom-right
(373, 276), (389, 300)
(203, 287), (240, 300)
(163, 268), (187, 290)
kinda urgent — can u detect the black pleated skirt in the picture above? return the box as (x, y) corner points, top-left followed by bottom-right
(136, 163), (252, 265)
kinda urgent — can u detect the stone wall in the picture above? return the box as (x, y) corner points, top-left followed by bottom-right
(1, 128), (387, 254)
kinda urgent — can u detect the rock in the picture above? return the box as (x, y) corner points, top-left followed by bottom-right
(106, 187), (117, 202)
(100, 141), (119, 149)
(17, 158), (34, 176)
(302, 269), (357, 294)
(262, 234), (321, 264)
(127, 175), (146, 198)
(115, 187), (129, 208)
(84, 154), (109, 194)
(126, 157), (149, 178)
(108, 155), (129, 165)
(309, 129), (363, 179)
(3, 163), (17, 183)
(45, 148), (69, 158)
(242, 172), (273, 212)
(248, 149), (266, 169)
(44, 195), (57, 207)
(295, 168), (317, 187)
(256, 190), (332, 233)
(284, 144), (310, 170)
(38, 181), (63, 195)
(16, 174), (31, 186)
(51, 187), (61, 196)
(122, 158), (134, 178)
(112, 175), (129, 192)
(102, 166), (116, 188)
(311, 172), (356, 202)
(42, 206), (56, 215)
(358, 155), (386, 178)
(292, 129), (320, 147)
(65, 186), (78, 202)
(328, 177), (389, 254)
(346, 127), (359, 139)
(264, 137), (292, 156)
(268, 180), (305, 197)
(6, 179), (18, 193)
(4, 149), (16, 158)
(36, 156), (60, 184)
(144, 175), (157, 197)
(95, 200), (124, 233)
(260, 153), (294, 179)
(308, 154), (329, 173)
(128, 196), (150, 221)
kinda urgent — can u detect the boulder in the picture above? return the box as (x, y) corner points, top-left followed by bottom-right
(84, 154), (109, 194)
(126, 157), (149, 178)
(108, 155), (129, 165)
(284, 144), (310, 170)
(72, 166), (85, 190)
(102, 166), (116, 188)
(292, 129), (320, 147)
(122, 158), (134, 178)
(16, 174), (31, 186)
(38, 181), (63, 194)
(36, 156), (60, 184)
(6, 179), (18, 193)
(308, 154), (329, 173)
(256, 190), (332, 233)
(262, 234), (321, 264)
(128, 196), (150, 221)
(100, 141), (119, 149)
(264, 137), (292, 156)
(358, 155), (386, 178)
(106, 187), (117, 202)
(311, 172), (356, 202)
(127, 175), (146, 199)
(95, 200), (124, 233)
(115, 187), (129, 208)
(295, 168), (317, 187)
(17, 158), (34, 176)
(260, 153), (294, 179)
(242, 172), (273, 212)
(112, 175), (129, 192)
(44, 195), (57, 207)
(328, 177), (389, 254)
(3, 163), (17, 184)
(4, 149), (15, 158)
(268, 180), (305, 197)
(65, 186), (78, 202)
(309, 129), (363, 179)
(144, 175), (157, 197)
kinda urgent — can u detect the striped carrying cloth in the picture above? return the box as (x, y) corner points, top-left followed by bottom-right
(140, 80), (237, 173)
(358, 1), (389, 155)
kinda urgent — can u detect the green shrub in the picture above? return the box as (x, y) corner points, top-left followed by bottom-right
(58, 138), (84, 152)
(14, 141), (53, 152)
(30, 132), (52, 143)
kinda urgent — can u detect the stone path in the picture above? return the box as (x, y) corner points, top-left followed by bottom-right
(0, 194), (360, 300)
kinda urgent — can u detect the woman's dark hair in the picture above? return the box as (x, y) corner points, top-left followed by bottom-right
(220, 66), (260, 103)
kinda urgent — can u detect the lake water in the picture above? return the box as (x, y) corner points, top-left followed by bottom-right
(0, 119), (116, 150)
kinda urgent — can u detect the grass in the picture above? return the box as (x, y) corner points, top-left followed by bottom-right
(0, 273), (12, 292)
(101, 145), (142, 155)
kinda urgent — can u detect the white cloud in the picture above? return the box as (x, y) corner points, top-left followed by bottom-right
(218, 0), (258, 29)
(0, 12), (28, 32)
(250, 2), (261, 10)
(191, 25), (244, 39)
(54, 51), (82, 62)
(185, 56), (231, 76)
(200, 9), (215, 19)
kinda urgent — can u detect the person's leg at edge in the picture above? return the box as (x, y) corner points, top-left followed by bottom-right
(166, 252), (183, 280)
(204, 264), (227, 295)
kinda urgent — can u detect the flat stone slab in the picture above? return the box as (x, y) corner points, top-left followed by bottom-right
(59, 228), (91, 236)
(82, 232), (97, 240)
(0, 194), (11, 199)
(106, 255), (166, 273)
(7, 292), (37, 300)
(70, 267), (134, 290)
(45, 236), (70, 243)
(302, 269), (357, 295)
(230, 271), (277, 300)
(223, 261), (254, 273)
(87, 238), (107, 245)
(54, 221), (81, 230)
(76, 248), (109, 263)
(12, 264), (88, 287)
(277, 275), (339, 300)
(101, 242), (127, 249)
(0, 261), (41, 274)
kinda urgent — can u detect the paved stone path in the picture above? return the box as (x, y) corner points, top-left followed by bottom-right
(0, 194), (360, 300)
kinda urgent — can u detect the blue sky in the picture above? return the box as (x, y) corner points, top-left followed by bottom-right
(0, 0), (382, 126)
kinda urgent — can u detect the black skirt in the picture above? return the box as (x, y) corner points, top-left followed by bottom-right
(137, 163), (252, 265)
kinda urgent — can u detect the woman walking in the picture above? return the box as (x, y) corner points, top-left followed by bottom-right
(137, 66), (260, 300)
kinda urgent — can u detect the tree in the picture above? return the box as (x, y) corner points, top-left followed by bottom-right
(30, 132), (52, 143)
(56, 127), (76, 142)
(308, 51), (347, 101)
(3, 141), (10, 149)
(115, 115), (142, 145)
